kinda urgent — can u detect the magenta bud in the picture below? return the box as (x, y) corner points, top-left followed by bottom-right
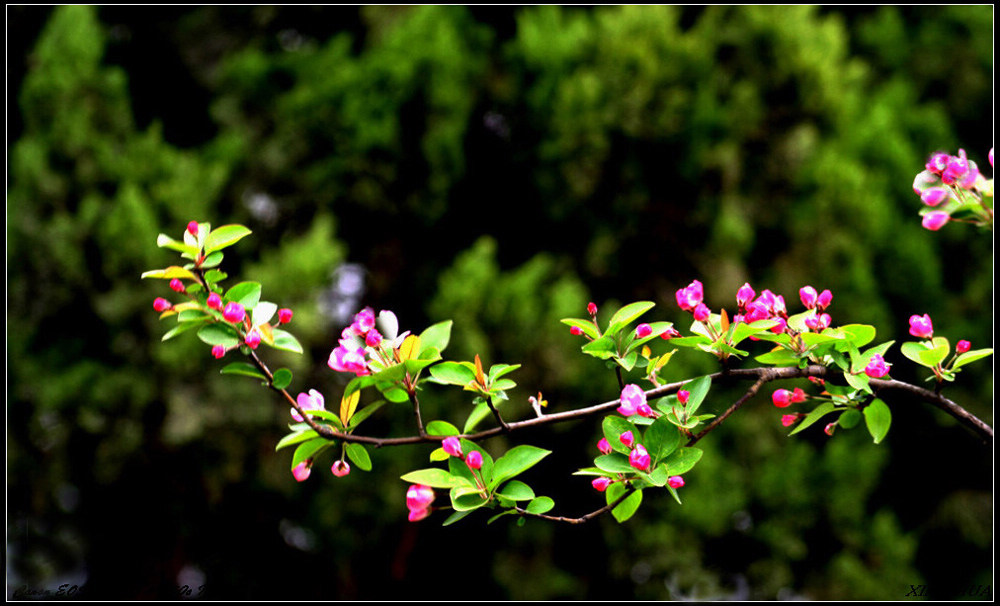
(365, 329), (383, 348)
(278, 308), (293, 324)
(153, 297), (172, 312)
(772, 389), (793, 408)
(222, 302), (246, 324)
(619, 430), (635, 449)
(442, 436), (463, 458)
(636, 403), (655, 418)
(920, 187), (950, 207)
(187, 221), (200, 236)
(592, 477), (613, 492)
(587, 302), (598, 316)
(736, 282), (755, 309)
(781, 414), (799, 427)
(921, 211), (950, 231)
(570, 326), (584, 336)
(245, 329), (261, 349)
(667, 475), (685, 489)
(629, 444), (651, 472)
(636, 323), (652, 339)
(465, 450), (483, 471)
(331, 460), (351, 477)
(618, 384), (646, 417)
(597, 438), (612, 455)
(908, 314), (934, 339)
(824, 422), (837, 436)
(292, 461), (312, 482)
(211, 344), (226, 359)
(816, 289), (833, 310)
(864, 353), (891, 378)
(799, 286), (818, 309)
(677, 390), (690, 404)
(169, 278), (186, 293)
(956, 340), (971, 353)
(693, 303), (711, 322)
(207, 292), (223, 310)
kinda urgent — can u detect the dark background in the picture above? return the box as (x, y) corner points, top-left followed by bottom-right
(7, 6), (993, 600)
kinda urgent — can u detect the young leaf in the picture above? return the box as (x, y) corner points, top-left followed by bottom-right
(204, 224), (252, 254)
(275, 429), (320, 451)
(526, 496), (555, 514)
(789, 402), (838, 436)
(681, 375), (712, 416)
(610, 488), (643, 523)
(491, 445), (551, 486)
(426, 420), (460, 436)
(419, 320), (452, 355)
(141, 265), (199, 281)
(643, 418), (682, 462)
(953, 348), (994, 370)
(272, 368), (293, 390)
(864, 398), (891, 444)
(197, 324), (240, 348)
(345, 443), (372, 471)
(498, 480), (535, 501)
(594, 453), (634, 474)
(560, 318), (600, 340)
(662, 447), (703, 475)
(270, 329), (304, 354)
(608, 301), (656, 332)
(291, 437), (333, 469)
(400, 468), (468, 489)
(398, 335), (422, 362)
(252, 301), (278, 327)
(225, 281), (262, 309)
(429, 361), (477, 386)
(602, 416), (640, 455)
(220, 362), (268, 380)
(340, 389), (361, 426)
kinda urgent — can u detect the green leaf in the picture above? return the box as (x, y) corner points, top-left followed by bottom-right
(582, 335), (618, 360)
(491, 445), (551, 486)
(610, 488), (643, 523)
(400, 468), (468, 489)
(220, 362), (267, 380)
(161, 318), (211, 342)
(498, 480), (535, 501)
(681, 375), (712, 416)
(225, 281), (262, 309)
(463, 401), (491, 433)
(450, 487), (490, 511)
(839, 408), (862, 429)
(953, 348), (993, 370)
(201, 251), (224, 269)
(602, 416), (639, 455)
(755, 348), (802, 366)
(662, 447), (703, 475)
(643, 418), (682, 462)
(916, 337), (950, 367)
(730, 319), (779, 346)
(488, 364), (521, 382)
(789, 402), (838, 436)
(429, 361), (476, 386)
(594, 453), (635, 474)
(345, 443), (372, 471)
(141, 265), (199, 280)
(442, 510), (473, 526)
(270, 328), (304, 354)
(419, 320), (452, 355)
(526, 496), (555, 514)
(843, 370), (871, 393)
(840, 324), (877, 348)
(156, 234), (200, 257)
(272, 368), (293, 390)
(204, 224), (252, 254)
(560, 318), (600, 340)
(864, 398), (891, 444)
(426, 420), (460, 436)
(291, 437), (333, 469)
(197, 324), (240, 348)
(608, 301), (656, 333)
(276, 429), (320, 451)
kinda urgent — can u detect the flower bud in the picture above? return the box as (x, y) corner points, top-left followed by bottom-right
(618, 384), (646, 417)
(772, 389), (793, 408)
(292, 461), (312, 482)
(570, 326), (584, 336)
(442, 436), (463, 458)
(816, 289), (833, 311)
(635, 323), (652, 339)
(920, 187), (950, 207)
(211, 344), (227, 359)
(736, 282), (755, 309)
(791, 387), (808, 404)
(278, 308), (293, 324)
(629, 444), (651, 472)
(331, 460), (351, 477)
(187, 221), (200, 236)
(667, 475), (685, 489)
(799, 286), (818, 309)
(465, 450), (483, 471)
(925, 152), (950, 174)
(908, 314), (934, 339)
(207, 292), (223, 310)
(222, 302), (246, 324)
(661, 327), (682, 340)
(824, 422), (837, 436)
(153, 297), (172, 312)
(351, 307), (376, 335)
(245, 328), (262, 349)
(921, 211), (950, 231)
(619, 430), (635, 449)
(365, 329), (383, 348)
(677, 390), (690, 404)
(587, 302), (598, 316)
(956, 340), (971, 353)
(864, 353), (891, 378)
(781, 414), (799, 427)
(693, 303), (711, 322)
(636, 403), (655, 418)
(406, 484), (435, 522)
(675, 280), (704, 311)
(597, 438), (612, 455)
(170, 278), (186, 293)
(592, 477), (613, 492)
(805, 313), (831, 332)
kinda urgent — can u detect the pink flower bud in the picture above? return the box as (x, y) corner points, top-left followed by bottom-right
(693, 303), (711, 322)
(989, 148), (994, 168)
(772, 389), (793, 408)
(736, 282), (755, 309)
(864, 353), (891, 378)
(597, 438), (612, 455)
(292, 461), (312, 482)
(618, 384), (646, 417)
(661, 327), (682, 340)
(636, 403), (655, 418)
(619, 430), (635, 449)
(587, 302), (598, 316)
(331, 460), (351, 477)
(170, 278), (185, 293)
(207, 292), (223, 310)
(153, 297), (172, 312)
(187, 221), (200, 236)
(791, 387), (808, 404)
(956, 340), (971, 353)
(278, 308), (293, 324)
(908, 314), (934, 339)
(677, 390), (690, 404)
(744, 301), (769, 323)
(211, 344), (226, 359)
(592, 477), (613, 492)
(920, 187), (950, 207)
(636, 323), (652, 339)
(465, 450), (483, 471)
(365, 329), (383, 348)
(925, 152), (950, 174)
(351, 307), (376, 335)
(668, 475), (685, 489)
(570, 326), (584, 336)
(406, 484), (435, 522)
(222, 302), (246, 324)
(799, 286), (818, 310)
(442, 436), (463, 458)
(629, 444), (651, 472)
(675, 280), (704, 311)
(921, 211), (950, 231)
(781, 414), (799, 427)
(816, 289), (833, 311)
(772, 295), (787, 317)
(770, 317), (788, 334)
(328, 346), (370, 376)
(824, 422), (836, 436)
(805, 313), (831, 332)
(245, 328), (262, 349)
(913, 169), (940, 194)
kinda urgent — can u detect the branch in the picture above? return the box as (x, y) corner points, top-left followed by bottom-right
(514, 486), (636, 525)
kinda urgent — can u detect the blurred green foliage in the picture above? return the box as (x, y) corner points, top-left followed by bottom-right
(7, 5), (992, 600)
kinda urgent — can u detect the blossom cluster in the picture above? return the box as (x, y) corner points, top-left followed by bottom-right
(676, 279), (836, 336)
(328, 307), (406, 376)
(913, 148), (993, 231)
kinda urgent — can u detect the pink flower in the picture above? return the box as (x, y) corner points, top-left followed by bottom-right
(677, 390), (690, 404)
(781, 414), (799, 427)
(772, 389), (794, 408)
(365, 329), (383, 348)
(187, 221), (200, 236)
(629, 444), (651, 472)
(799, 286), (818, 309)
(693, 303), (711, 322)
(756, 290), (777, 314)
(736, 283), (755, 310)
(153, 297), (172, 312)
(350, 307), (376, 336)
(791, 387), (808, 404)
(772, 294), (787, 317)
(222, 302), (246, 324)
(292, 389), (325, 423)
(636, 403), (655, 418)
(864, 354), (891, 378)
(667, 475), (685, 489)
(636, 323), (652, 339)
(908, 314), (934, 339)
(920, 187), (950, 207)
(675, 280), (704, 311)
(597, 438), (612, 455)
(170, 278), (186, 293)
(245, 328), (262, 349)
(619, 431), (636, 449)
(331, 460), (351, 477)
(661, 327), (682, 340)
(442, 436), (463, 458)
(744, 301), (770, 323)
(816, 289), (833, 311)
(957, 340), (971, 353)
(587, 302), (598, 316)
(922, 211), (950, 231)
(618, 384), (646, 417)
(211, 344), (227, 359)
(925, 152), (950, 174)
(277, 308), (293, 324)
(942, 149), (979, 188)
(805, 313), (831, 332)
(406, 484), (435, 522)
(328, 346), (370, 376)
(592, 477), (613, 492)
(770, 317), (788, 334)
(570, 326), (584, 336)
(465, 450), (483, 471)
(207, 292), (223, 310)
(292, 461), (312, 482)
